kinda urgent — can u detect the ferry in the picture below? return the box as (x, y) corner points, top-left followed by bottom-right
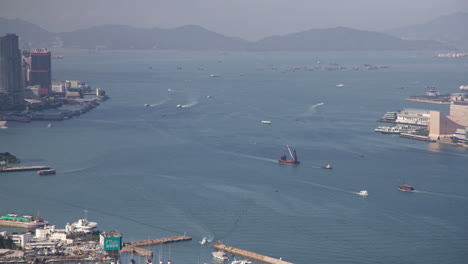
(374, 125), (415, 134)
(38, 169), (56, 175)
(212, 250), (228, 260)
(459, 85), (468, 91)
(398, 184), (415, 192)
(278, 145), (300, 165)
(0, 214), (48, 228)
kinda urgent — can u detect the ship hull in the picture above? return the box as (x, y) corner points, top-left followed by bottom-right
(0, 221), (48, 229)
(278, 160), (300, 165)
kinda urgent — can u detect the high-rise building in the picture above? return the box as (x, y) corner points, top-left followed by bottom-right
(0, 34), (24, 109)
(30, 48), (51, 96)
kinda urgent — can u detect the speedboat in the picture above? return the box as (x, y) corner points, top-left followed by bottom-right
(358, 190), (368, 196)
(212, 251), (228, 260)
(176, 105), (182, 108)
(144, 104), (150, 107)
(200, 237), (209, 245)
(261, 120), (271, 124)
(398, 184), (415, 192)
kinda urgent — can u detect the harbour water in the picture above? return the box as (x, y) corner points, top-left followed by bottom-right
(1, 49), (468, 263)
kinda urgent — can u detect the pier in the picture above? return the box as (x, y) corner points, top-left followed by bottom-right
(0, 166), (51, 173)
(120, 245), (153, 257)
(127, 235), (192, 247)
(120, 236), (192, 257)
(213, 243), (294, 264)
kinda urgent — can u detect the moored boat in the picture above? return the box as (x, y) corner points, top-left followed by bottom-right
(38, 169), (56, 175)
(398, 184), (415, 192)
(278, 145), (300, 165)
(212, 250), (228, 260)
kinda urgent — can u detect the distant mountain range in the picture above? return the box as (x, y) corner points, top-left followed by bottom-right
(1, 15), (463, 51)
(385, 12), (468, 49)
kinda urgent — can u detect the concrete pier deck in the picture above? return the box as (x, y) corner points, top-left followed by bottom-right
(213, 243), (294, 264)
(0, 166), (51, 173)
(120, 245), (153, 256)
(128, 235), (192, 247)
(120, 236), (192, 257)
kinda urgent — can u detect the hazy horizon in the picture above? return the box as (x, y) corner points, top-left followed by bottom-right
(1, 0), (467, 40)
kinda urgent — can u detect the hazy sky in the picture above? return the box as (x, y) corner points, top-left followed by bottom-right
(1, 0), (467, 40)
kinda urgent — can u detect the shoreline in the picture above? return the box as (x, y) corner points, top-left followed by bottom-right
(405, 98), (451, 104)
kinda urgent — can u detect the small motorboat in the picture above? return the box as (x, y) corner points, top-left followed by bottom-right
(323, 163), (332, 169)
(200, 237), (209, 245)
(261, 120), (272, 124)
(398, 184), (415, 192)
(176, 104), (182, 108)
(358, 190), (368, 196)
(144, 104), (150, 107)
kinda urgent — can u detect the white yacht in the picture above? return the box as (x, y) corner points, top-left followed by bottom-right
(212, 251), (228, 260)
(66, 218), (97, 233)
(358, 190), (368, 196)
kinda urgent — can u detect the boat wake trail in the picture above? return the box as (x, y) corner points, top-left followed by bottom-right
(216, 150), (277, 163)
(298, 180), (358, 195)
(412, 190), (468, 200)
(149, 98), (169, 107)
(299, 102), (325, 117)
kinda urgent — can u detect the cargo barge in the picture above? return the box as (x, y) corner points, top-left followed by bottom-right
(0, 214), (48, 229)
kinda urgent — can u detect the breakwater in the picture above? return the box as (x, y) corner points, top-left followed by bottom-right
(213, 243), (294, 264)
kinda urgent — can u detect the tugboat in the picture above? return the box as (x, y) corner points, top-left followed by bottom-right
(398, 184), (415, 192)
(278, 145), (300, 165)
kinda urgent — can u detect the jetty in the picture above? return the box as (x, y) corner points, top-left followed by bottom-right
(120, 236), (192, 257)
(120, 245), (153, 257)
(128, 235), (192, 247)
(0, 166), (51, 173)
(213, 243), (294, 264)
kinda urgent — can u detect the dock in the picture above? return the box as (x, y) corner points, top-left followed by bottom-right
(213, 243), (294, 264)
(120, 245), (153, 256)
(120, 236), (192, 257)
(0, 166), (51, 173)
(127, 235), (192, 247)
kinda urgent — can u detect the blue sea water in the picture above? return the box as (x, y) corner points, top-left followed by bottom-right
(1, 49), (468, 264)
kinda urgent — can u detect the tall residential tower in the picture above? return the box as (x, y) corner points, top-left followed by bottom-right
(0, 34), (24, 109)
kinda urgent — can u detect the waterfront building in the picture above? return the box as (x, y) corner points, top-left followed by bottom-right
(29, 48), (51, 96)
(396, 108), (431, 126)
(0, 34), (24, 109)
(450, 101), (468, 124)
(12, 233), (32, 248)
(429, 102), (468, 140)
